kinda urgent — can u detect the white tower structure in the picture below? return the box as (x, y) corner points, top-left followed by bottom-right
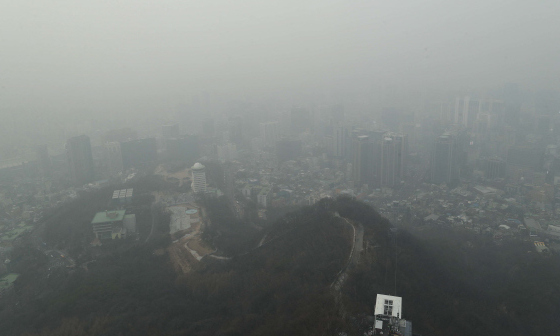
(191, 162), (207, 193)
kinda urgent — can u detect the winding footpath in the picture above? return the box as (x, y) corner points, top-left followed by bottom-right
(331, 212), (364, 291)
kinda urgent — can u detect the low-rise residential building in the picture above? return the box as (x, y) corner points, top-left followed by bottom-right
(91, 210), (134, 240)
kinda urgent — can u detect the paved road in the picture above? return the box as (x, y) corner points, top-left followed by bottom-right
(331, 213), (364, 291)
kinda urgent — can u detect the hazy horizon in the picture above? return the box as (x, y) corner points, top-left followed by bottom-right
(1, 0), (560, 119)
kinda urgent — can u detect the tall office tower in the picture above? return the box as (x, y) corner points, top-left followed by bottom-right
(66, 135), (95, 186)
(165, 135), (200, 164)
(484, 157), (506, 179)
(191, 162), (207, 193)
(363, 130), (387, 187)
(103, 142), (124, 177)
(400, 123), (417, 150)
(120, 138), (157, 170)
(379, 136), (396, 187)
(352, 135), (372, 186)
(380, 134), (408, 187)
(290, 106), (312, 135)
(36, 144), (52, 179)
(260, 121), (280, 148)
(455, 96), (480, 128)
(333, 125), (348, 158)
(430, 133), (460, 185)
(473, 114), (491, 140)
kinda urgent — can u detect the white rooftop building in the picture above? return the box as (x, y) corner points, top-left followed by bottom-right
(374, 294), (403, 318)
(191, 162), (207, 194)
(373, 294), (412, 336)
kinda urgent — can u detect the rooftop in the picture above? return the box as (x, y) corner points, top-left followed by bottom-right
(192, 162), (205, 170)
(1, 225), (33, 241)
(112, 188), (133, 199)
(91, 210), (126, 224)
(0, 273), (19, 289)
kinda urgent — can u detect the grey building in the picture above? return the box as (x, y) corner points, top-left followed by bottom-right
(66, 135), (95, 186)
(430, 133), (459, 184)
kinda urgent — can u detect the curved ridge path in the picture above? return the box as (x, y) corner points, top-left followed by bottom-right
(331, 212), (364, 291)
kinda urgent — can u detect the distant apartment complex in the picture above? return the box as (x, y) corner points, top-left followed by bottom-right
(351, 131), (408, 188)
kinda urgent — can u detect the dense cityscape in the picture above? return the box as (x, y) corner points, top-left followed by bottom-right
(2, 85), (560, 259)
(2, 1), (560, 335)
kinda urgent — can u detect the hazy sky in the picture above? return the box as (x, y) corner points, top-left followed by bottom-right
(1, 0), (559, 117)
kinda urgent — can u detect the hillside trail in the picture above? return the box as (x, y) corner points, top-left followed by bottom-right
(331, 212), (364, 291)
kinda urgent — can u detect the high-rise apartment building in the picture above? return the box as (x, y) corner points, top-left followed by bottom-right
(191, 162), (207, 193)
(103, 142), (124, 177)
(484, 157), (506, 179)
(66, 135), (95, 186)
(455, 96), (480, 128)
(352, 135), (371, 186)
(165, 135), (199, 164)
(120, 138), (157, 170)
(334, 125), (348, 158)
(379, 134), (408, 187)
(430, 133), (460, 184)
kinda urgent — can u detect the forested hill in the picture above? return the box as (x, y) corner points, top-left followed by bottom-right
(175, 197), (369, 335)
(187, 196), (560, 336)
(2, 196), (560, 335)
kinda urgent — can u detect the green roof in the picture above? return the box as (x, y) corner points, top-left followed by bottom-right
(0, 273), (19, 289)
(1, 226), (32, 241)
(91, 210), (126, 224)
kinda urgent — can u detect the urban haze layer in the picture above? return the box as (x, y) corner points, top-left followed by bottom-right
(1, 1), (560, 336)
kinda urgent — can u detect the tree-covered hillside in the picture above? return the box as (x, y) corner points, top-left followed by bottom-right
(1, 196), (559, 336)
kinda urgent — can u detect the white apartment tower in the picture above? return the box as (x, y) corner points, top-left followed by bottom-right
(191, 162), (207, 193)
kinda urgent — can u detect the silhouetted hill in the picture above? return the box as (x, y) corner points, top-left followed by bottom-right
(340, 205), (560, 336)
(2, 196), (560, 336)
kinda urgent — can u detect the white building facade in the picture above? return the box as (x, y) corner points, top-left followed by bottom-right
(191, 162), (207, 193)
